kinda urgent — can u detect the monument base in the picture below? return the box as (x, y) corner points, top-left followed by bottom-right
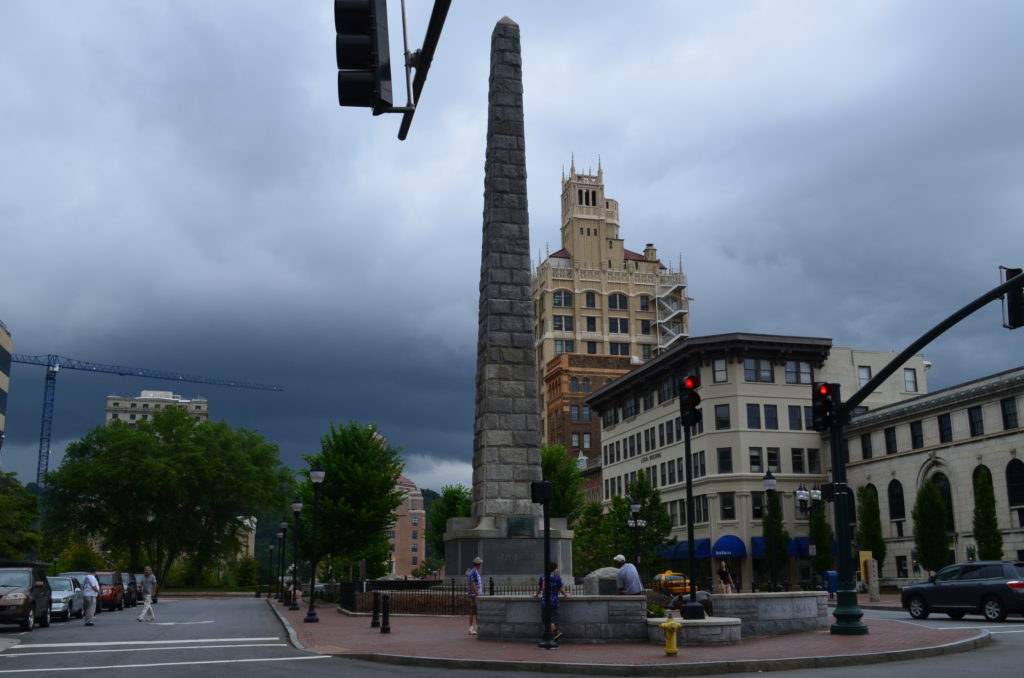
(445, 515), (574, 586)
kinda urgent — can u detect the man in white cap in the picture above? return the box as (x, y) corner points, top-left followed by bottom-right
(613, 554), (643, 595)
(466, 556), (483, 634)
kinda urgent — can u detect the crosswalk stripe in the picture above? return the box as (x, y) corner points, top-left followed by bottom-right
(0, 655), (330, 674)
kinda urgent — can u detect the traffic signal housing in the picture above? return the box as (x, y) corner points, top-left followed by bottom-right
(1004, 267), (1024, 329)
(811, 382), (838, 431)
(336, 0), (393, 115)
(679, 374), (702, 426)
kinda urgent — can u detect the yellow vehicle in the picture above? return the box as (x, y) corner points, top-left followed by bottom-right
(651, 571), (695, 595)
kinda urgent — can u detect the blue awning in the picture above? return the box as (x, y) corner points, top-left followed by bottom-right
(712, 534), (747, 558)
(751, 537), (796, 558)
(658, 538), (711, 560)
(788, 536), (810, 557)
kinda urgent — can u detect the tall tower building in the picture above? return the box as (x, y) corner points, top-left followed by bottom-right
(532, 160), (691, 450)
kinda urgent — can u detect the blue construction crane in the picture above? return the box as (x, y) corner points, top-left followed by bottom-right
(11, 354), (284, 485)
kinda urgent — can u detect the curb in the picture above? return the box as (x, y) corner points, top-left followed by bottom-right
(266, 597), (305, 651)
(332, 630), (991, 676)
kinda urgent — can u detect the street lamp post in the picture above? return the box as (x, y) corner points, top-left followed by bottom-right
(277, 520), (288, 601)
(274, 531), (283, 599)
(290, 497), (303, 611)
(304, 463), (326, 623)
(626, 501), (646, 578)
(266, 543), (275, 597)
(763, 470), (777, 592)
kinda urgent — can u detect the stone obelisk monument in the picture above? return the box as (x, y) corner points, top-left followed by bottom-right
(444, 17), (572, 584)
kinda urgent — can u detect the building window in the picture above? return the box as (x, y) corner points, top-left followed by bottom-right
(720, 492), (736, 521)
(1001, 397), (1019, 430)
(608, 293), (628, 310)
(904, 368), (918, 392)
(640, 295), (650, 311)
(643, 391), (654, 410)
(895, 556), (908, 579)
(587, 341), (598, 354)
(743, 358), (773, 382)
(570, 405), (579, 421)
(571, 433), (580, 448)
(412, 530), (418, 540)
(691, 450), (706, 478)
(553, 315), (574, 331)
(884, 427), (897, 454)
(715, 447), (732, 474)
(746, 404), (761, 429)
(1007, 459), (1024, 508)
(553, 290), (573, 307)
(785, 360), (812, 384)
(938, 413), (953, 443)
(752, 491), (765, 519)
(713, 359), (727, 383)
(764, 405), (778, 430)
(968, 406), (984, 437)
(411, 517), (419, 526)
(749, 447), (762, 474)
(111, 413), (119, 419)
(570, 377), (580, 392)
(861, 434), (872, 460)
(610, 342), (629, 355)
(791, 448), (805, 474)
(788, 405), (802, 430)
(583, 316), (596, 332)
(767, 447), (780, 472)
(609, 317), (628, 333)
(585, 291), (597, 308)
(808, 449), (821, 474)
(412, 543), (418, 552)
(888, 479), (905, 519)
(642, 344), (652, 359)
(623, 397), (638, 419)
(910, 420), (924, 449)
(555, 340), (575, 354)
(714, 404), (730, 430)
(858, 366), (872, 388)
(582, 405), (591, 422)
(641, 319), (651, 335)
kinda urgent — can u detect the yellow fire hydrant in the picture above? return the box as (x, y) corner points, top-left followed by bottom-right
(660, 615), (683, 656)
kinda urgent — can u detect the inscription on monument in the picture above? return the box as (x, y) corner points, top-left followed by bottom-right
(507, 517), (535, 537)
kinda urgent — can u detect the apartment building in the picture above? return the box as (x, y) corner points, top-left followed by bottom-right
(105, 390), (209, 426)
(585, 332), (927, 590)
(388, 476), (427, 577)
(843, 366), (1024, 585)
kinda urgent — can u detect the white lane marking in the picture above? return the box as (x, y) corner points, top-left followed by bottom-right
(0, 655), (329, 674)
(149, 621), (214, 625)
(8, 637), (279, 650)
(2, 644), (287, 658)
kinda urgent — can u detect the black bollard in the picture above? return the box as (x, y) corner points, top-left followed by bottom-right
(371, 590), (381, 628)
(380, 592), (391, 633)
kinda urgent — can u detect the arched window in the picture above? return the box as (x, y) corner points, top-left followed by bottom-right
(1007, 459), (1024, 506)
(931, 472), (955, 532)
(608, 293), (628, 310)
(888, 479), (906, 520)
(569, 377), (579, 393)
(973, 464), (993, 500)
(848, 489), (857, 526)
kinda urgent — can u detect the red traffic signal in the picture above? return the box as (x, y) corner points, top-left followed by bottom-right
(811, 382), (838, 431)
(679, 374), (702, 425)
(683, 375), (700, 390)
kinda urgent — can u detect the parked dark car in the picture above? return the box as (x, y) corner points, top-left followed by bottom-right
(901, 560), (1024, 621)
(0, 560), (53, 630)
(95, 571), (125, 611)
(122, 572), (138, 607)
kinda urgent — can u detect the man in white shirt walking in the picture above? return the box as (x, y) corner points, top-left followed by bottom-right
(82, 568), (100, 626)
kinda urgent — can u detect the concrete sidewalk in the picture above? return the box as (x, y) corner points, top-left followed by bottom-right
(268, 595), (991, 676)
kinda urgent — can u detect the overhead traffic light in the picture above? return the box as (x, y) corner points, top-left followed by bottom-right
(811, 382), (838, 431)
(336, 0), (393, 115)
(679, 374), (702, 426)
(1003, 267), (1024, 329)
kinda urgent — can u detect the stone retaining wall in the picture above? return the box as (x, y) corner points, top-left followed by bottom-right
(711, 591), (828, 637)
(477, 595), (647, 643)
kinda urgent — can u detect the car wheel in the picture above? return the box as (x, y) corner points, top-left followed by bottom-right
(908, 595), (930, 619)
(38, 606), (51, 628)
(76, 604), (85, 619)
(20, 608), (34, 631)
(947, 611), (965, 620)
(983, 596), (1007, 622)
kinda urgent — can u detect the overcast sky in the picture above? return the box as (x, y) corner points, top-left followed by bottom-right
(2, 1), (1022, 493)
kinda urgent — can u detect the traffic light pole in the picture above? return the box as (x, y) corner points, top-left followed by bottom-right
(825, 268), (1024, 635)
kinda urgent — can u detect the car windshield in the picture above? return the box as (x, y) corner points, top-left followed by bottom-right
(96, 574), (114, 585)
(0, 572), (30, 587)
(50, 578), (73, 591)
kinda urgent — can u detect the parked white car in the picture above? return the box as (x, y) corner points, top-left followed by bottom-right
(49, 576), (84, 620)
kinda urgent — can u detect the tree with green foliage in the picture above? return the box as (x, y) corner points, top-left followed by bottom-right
(912, 478), (950, 573)
(44, 407), (292, 585)
(855, 485), (886, 574)
(763, 490), (789, 587)
(0, 472), (42, 558)
(571, 501), (611, 575)
(972, 466), (1003, 560)
(410, 556), (443, 579)
(424, 484), (471, 562)
(540, 444), (586, 525)
(303, 422), (405, 581)
(605, 471), (673, 580)
(809, 503), (834, 584)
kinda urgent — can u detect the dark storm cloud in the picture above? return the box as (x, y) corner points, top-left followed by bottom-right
(2, 1), (1022, 491)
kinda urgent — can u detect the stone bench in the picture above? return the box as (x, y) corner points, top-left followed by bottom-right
(710, 591), (829, 637)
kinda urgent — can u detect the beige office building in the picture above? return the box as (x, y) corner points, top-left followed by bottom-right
(533, 161), (691, 446)
(388, 476), (427, 577)
(843, 366), (1024, 586)
(105, 390), (209, 426)
(586, 332), (928, 590)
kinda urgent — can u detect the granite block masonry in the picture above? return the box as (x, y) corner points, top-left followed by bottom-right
(444, 17), (572, 584)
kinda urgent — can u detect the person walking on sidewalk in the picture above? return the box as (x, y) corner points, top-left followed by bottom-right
(466, 556), (483, 635)
(613, 554), (643, 594)
(717, 560), (735, 594)
(535, 561), (569, 641)
(82, 568), (100, 626)
(136, 566), (158, 622)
